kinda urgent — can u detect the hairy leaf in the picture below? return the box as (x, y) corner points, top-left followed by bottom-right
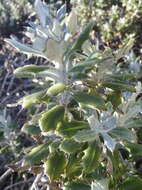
(109, 127), (136, 142)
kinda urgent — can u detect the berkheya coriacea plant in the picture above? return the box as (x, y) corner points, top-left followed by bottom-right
(5, 0), (142, 189)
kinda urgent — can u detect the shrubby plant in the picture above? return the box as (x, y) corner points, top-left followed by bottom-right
(0, 109), (21, 161)
(0, 0), (33, 35)
(5, 0), (142, 189)
(73, 0), (142, 46)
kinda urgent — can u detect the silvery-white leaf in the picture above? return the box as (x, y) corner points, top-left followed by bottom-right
(82, 40), (93, 56)
(88, 115), (100, 131)
(52, 19), (62, 40)
(5, 38), (43, 56)
(66, 8), (78, 34)
(127, 51), (141, 73)
(136, 82), (142, 93)
(33, 36), (46, 51)
(109, 127), (137, 142)
(25, 27), (36, 40)
(91, 179), (109, 190)
(57, 4), (66, 21)
(120, 104), (141, 125)
(45, 26), (58, 40)
(60, 91), (72, 105)
(125, 104), (141, 120)
(130, 61), (140, 73)
(36, 25), (53, 39)
(62, 23), (68, 34)
(28, 21), (38, 29)
(43, 38), (66, 64)
(74, 129), (97, 142)
(122, 91), (132, 101)
(0, 115), (6, 127)
(102, 133), (117, 151)
(105, 102), (114, 114)
(101, 116), (116, 131)
(35, 0), (51, 27)
(7, 115), (11, 124)
(64, 32), (72, 42)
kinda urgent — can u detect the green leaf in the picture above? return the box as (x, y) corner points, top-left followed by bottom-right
(109, 127), (136, 142)
(47, 83), (66, 96)
(14, 65), (49, 75)
(74, 130), (97, 142)
(102, 81), (136, 92)
(116, 38), (134, 60)
(125, 119), (142, 128)
(22, 90), (49, 108)
(125, 142), (142, 157)
(70, 58), (99, 73)
(45, 151), (67, 180)
(25, 143), (50, 165)
(64, 182), (91, 190)
(22, 124), (41, 135)
(74, 92), (105, 110)
(13, 72), (35, 78)
(65, 154), (82, 178)
(82, 141), (101, 173)
(108, 150), (127, 179)
(39, 105), (65, 132)
(72, 73), (89, 80)
(49, 141), (61, 153)
(70, 57), (111, 73)
(118, 177), (142, 190)
(36, 69), (60, 82)
(57, 120), (90, 138)
(109, 73), (136, 81)
(107, 91), (122, 109)
(72, 21), (94, 51)
(59, 139), (80, 154)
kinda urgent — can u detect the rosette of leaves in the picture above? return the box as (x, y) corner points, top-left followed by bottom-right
(5, 0), (142, 189)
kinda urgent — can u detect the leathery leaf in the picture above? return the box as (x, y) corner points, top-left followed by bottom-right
(46, 83), (66, 96)
(45, 151), (67, 180)
(65, 153), (82, 178)
(102, 81), (136, 92)
(82, 141), (101, 173)
(118, 177), (142, 190)
(25, 143), (50, 165)
(63, 181), (91, 190)
(74, 92), (105, 110)
(57, 120), (90, 138)
(14, 65), (49, 75)
(39, 105), (65, 132)
(72, 21), (94, 51)
(22, 124), (41, 135)
(59, 139), (80, 154)
(22, 90), (49, 108)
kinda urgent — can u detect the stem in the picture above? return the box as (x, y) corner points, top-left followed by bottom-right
(30, 173), (43, 190)
(0, 169), (12, 186)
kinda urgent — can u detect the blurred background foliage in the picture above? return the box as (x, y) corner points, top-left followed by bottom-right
(0, 0), (34, 36)
(75, 0), (142, 54)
